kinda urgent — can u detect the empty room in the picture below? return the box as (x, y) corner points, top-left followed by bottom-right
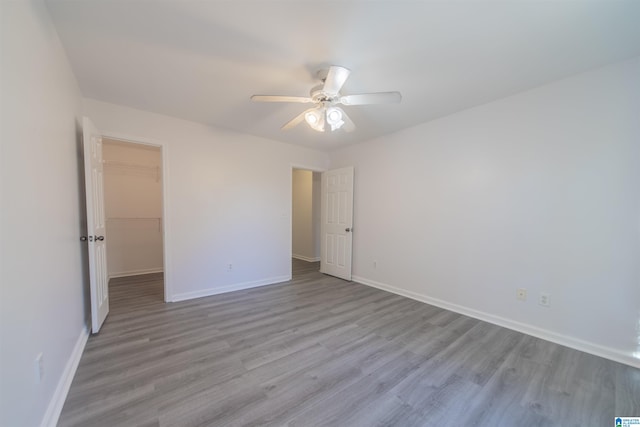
(2, 1), (640, 426)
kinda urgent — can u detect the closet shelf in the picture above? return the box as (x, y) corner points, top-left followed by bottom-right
(103, 160), (158, 169)
(103, 160), (161, 181)
(107, 217), (162, 231)
(107, 217), (161, 220)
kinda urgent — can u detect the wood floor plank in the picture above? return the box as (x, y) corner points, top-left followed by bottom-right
(227, 356), (363, 427)
(287, 350), (425, 426)
(58, 259), (640, 426)
(616, 363), (640, 416)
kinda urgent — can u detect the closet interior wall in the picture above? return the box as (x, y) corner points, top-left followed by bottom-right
(292, 169), (321, 262)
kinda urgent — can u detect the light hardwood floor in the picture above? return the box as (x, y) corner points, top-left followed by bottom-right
(58, 259), (640, 426)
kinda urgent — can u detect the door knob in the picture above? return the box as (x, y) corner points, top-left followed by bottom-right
(345, 228), (352, 232)
(80, 236), (88, 241)
(95, 236), (105, 241)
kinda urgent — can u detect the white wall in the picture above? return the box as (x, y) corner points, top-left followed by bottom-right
(329, 57), (640, 367)
(0, 2), (88, 426)
(103, 140), (164, 278)
(83, 99), (330, 301)
(292, 169), (320, 261)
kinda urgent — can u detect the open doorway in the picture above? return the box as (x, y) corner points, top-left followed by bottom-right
(292, 168), (321, 278)
(102, 139), (165, 300)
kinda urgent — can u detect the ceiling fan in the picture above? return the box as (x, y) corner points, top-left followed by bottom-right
(251, 66), (402, 133)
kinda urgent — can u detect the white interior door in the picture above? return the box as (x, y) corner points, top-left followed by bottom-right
(320, 166), (354, 280)
(83, 117), (109, 333)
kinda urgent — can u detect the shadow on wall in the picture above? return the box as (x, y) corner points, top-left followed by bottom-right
(75, 117), (92, 324)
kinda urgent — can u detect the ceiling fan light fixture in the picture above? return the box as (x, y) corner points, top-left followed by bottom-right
(326, 107), (344, 131)
(305, 109), (325, 132)
(305, 109), (320, 124)
(326, 107), (342, 123)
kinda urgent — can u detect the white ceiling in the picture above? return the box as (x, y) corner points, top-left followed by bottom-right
(46, 0), (640, 151)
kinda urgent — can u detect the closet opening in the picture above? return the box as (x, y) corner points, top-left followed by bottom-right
(102, 138), (165, 300)
(291, 167), (322, 278)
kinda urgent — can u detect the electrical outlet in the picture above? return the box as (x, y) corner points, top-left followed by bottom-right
(35, 353), (44, 384)
(227, 263), (233, 272)
(516, 288), (527, 301)
(539, 293), (551, 307)
(373, 260), (378, 269)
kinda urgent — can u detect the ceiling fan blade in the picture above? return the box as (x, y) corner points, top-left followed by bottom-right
(323, 66), (351, 95)
(336, 107), (355, 132)
(339, 91), (402, 106)
(281, 108), (312, 130)
(251, 95), (313, 103)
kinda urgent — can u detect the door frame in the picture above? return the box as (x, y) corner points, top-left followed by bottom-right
(289, 164), (326, 280)
(100, 131), (173, 302)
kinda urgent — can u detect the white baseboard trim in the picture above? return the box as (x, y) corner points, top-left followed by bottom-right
(352, 275), (640, 369)
(292, 254), (320, 262)
(40, 325), (90, 427)
(170, 275), (291, 302)
(109, 268), (164, 279)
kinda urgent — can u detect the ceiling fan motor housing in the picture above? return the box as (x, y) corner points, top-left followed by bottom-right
(310, 84), (338, 104)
